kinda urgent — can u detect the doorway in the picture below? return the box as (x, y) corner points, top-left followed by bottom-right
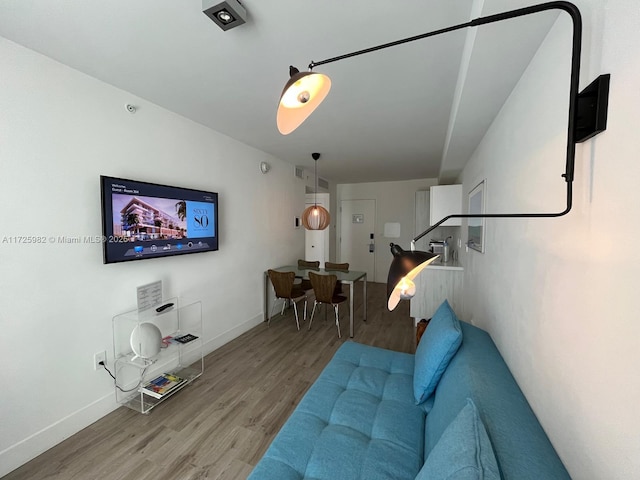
(339, 199), (376, 279)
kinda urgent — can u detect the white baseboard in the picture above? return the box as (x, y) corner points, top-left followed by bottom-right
(0, 313), (264, 478)
(0, 393), (118, 478)
(202, 313), (264, 356)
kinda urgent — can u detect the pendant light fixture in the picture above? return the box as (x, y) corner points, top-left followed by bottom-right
(277, 66), (331, 135)
(301, 153), (330, 231)
(276, 2), (611, 311)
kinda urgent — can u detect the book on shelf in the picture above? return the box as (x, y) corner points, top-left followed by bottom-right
(174, 333), (198, 344)
(161, 333), (198, 347)
(140, 373), (185, 399)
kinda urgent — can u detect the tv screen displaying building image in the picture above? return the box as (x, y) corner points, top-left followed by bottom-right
(100, 176), (218, 264)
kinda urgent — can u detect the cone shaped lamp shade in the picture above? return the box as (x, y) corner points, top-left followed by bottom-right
(387, 244), (439, 311)
(277, 67), (331, 135)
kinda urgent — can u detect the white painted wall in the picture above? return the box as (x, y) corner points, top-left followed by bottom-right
(338, 179), (438, 283)
(458, 2), (640, 478)
(0, 38), (305, 476)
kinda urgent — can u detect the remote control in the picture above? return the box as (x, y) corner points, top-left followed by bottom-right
(155, 302), (174, 313)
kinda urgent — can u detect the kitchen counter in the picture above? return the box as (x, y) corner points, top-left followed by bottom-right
(426, 258), (463, 271)
(411, 259), (464, 322)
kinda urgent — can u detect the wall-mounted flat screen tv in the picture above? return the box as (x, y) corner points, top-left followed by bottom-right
(100, 176), (218, 264)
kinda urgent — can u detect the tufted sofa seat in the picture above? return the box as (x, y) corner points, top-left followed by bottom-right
(248, 342), (425, 480)
(249, 300), (570, 480)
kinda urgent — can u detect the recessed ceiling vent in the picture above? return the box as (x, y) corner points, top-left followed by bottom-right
(318, 177), (329, 190)
(202, 0), (247, 31)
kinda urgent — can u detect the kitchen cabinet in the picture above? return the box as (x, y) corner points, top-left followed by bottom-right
(430, 184), (462, 226)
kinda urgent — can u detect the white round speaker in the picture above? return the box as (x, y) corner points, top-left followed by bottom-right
(130, 322), (162, 360)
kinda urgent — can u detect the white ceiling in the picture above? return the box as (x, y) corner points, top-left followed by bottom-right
(0, 0), (559, 184)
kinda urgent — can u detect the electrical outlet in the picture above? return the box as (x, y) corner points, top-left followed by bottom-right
(94, 351), (106, 370)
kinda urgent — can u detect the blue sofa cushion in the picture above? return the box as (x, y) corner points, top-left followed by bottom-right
(248, 341), (427, 480)
(425, 321), (571, 479)
(416, 398), (499, 480)
(249, 321), (571, 480)
(413, 300), (462, 404)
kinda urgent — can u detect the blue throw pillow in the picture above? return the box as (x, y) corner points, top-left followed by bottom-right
(413, 300), (462, 404)
(415, 399), (500, 480)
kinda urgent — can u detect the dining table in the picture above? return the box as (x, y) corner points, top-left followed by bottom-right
(264, 265), (367, 338)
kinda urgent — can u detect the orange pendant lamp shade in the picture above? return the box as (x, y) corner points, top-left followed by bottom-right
(301, 204), (331, 230)
(277, 66), (331, 135)
(302, 152), (331, 231)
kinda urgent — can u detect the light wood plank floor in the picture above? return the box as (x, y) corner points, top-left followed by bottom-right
(4, 282), (416, 480)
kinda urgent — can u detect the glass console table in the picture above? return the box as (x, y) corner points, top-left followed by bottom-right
(112, 297), (203, 414)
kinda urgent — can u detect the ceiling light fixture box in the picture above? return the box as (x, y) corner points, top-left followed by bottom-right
(202, 0), (246, 31)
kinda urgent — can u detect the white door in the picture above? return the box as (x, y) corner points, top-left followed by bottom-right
(340, 199), (376, 279)
(305, 230), (325, 263)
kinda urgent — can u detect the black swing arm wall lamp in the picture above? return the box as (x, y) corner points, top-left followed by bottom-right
(276, 1), (610, 311)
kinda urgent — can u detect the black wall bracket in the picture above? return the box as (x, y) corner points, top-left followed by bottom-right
(575, 74), (610, 143)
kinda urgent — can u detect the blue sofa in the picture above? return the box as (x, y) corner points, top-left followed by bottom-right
(248, 301), (570, 480)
